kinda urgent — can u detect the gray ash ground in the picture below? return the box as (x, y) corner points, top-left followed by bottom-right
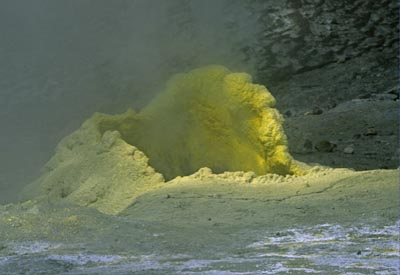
(0, 168), (398, 274)
(271, 51), (398, 171)
(0, 221), (398, 274)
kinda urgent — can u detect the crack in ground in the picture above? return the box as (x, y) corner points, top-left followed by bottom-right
(159, 176), (355, 204)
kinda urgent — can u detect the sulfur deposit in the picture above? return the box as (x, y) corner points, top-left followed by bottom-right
(98, 65), (301, 178)
(22, 65), (302, 214)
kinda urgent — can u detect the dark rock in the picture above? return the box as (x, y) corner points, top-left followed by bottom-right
(386, 86), (399, 100)
(284, 110), (292, 117)
(325, 100), (337, 110)
(364, 127), (378, 136)
(315, 140), (336, 152)
(311, 107), (323, 115)
(371, 93), (398, 101)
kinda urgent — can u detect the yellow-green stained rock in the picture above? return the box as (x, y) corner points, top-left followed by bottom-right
(22, 65), (301, 214)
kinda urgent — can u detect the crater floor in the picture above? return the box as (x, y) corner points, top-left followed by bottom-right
(1, 168), (398, 274)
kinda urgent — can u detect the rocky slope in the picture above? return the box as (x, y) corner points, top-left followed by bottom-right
(248, 0), (398, 85)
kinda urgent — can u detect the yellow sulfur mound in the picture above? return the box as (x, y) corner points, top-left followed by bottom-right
(21, 65), (302, 214)
(98, 65), (300, 179)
